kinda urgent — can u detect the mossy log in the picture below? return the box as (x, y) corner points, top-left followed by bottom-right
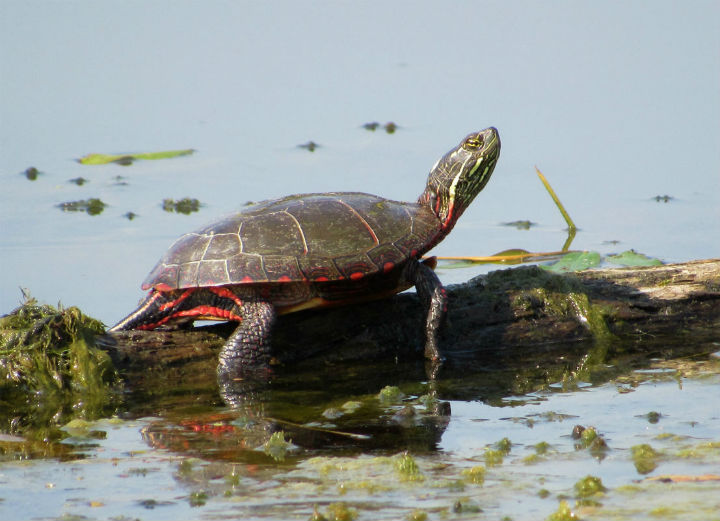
(103, 259), (720, 377)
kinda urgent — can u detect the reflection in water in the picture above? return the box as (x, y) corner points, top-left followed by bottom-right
(141, 362), (451, 463)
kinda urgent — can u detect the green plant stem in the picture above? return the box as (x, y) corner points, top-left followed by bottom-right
(535, 167), (577, 232)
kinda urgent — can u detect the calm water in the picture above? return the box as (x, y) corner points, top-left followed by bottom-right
(1, 1), (718, 322)
(1, 1), (719, 519)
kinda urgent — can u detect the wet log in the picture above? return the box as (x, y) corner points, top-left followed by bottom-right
(102, 259), (720, 377)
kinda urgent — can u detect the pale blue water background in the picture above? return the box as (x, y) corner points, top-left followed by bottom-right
(1, 1), (718, 323)
(1, 4), (720, 519)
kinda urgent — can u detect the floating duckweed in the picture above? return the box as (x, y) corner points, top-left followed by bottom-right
(573, 426), (607, 452)
(162, 197), (201, 214)
(574, 475), (606, 498)
(538, 488), (551, 498)
(649, 506), (682, 517)
(417, 393), (436, 409)
(546, 500), (578, 521)
(535, 441), (551, 454)
(394, 452), (424, 481)
(522, 454), (541, 464)
(57, 198), (107, 215)
(341, 401), (363, 413)
(495, 437), (512, 454)
(452, 498), (482, 513)
(406, 510), (428, 521)
(310, 506), (327, 521)
(461, 465), (486, 484)
(178, 459), (195, 476)
(384, 122), (398, 134)
(225, 469), (241, 487)
(631, 443), (660, 474)
(23, 166), (41, 180)
(676, 441), (720, 459)
(322, 407), (344, 420)
(318, 502), (357, 521)
(443, 479), (466, 492)
(378, 385), (405, 403)
(263, 431), (293, 462)
(646, 411), (662, 423)
(654, 432), (684, 441)
(188, 490), (208, 507)
(580, 427), (597, 445)
(484, 448), (504, 467)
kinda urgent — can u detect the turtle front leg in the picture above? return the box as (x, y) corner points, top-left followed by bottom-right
(217, 300), (276, 379)
(404, 258), (448, 361)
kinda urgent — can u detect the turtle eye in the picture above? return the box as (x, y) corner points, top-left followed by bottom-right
(463, 136), (483, 150)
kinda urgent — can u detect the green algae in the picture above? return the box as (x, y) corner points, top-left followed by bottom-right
(574, 475), (606, 498)
(0, 296), (119, 403)
(631, 444), (660, 474)
(452, 498), (482, 513)
(522, 453), (541, 464)
(580, 427), (598, 445)
(310, 502), (358, 521)
(162, 197), (201, 214)
(676, 441), (720, 460)
(57, 198), (107, 215)
(495, 437), (513, 453)
(263, 430), (294, 462)
(547, 500), (579, 521)
(460, 465), (486, 484)
(496, 266), (617, 375)
(535, 441), (551, 454)
(395, 452), (424, 481)
(188, 490), (208, 507)
(483, 448), (505, 466)
(378, 385), (405, 404)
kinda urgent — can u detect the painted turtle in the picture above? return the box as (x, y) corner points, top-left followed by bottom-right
(110, 127), (500, 378)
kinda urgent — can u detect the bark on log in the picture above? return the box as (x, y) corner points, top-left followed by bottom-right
(102, 259), (720, 378)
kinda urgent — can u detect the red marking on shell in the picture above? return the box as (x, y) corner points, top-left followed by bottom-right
(277, 275), (292, 282)
(241, 276), (255, 283)
(314, 276), (329, 282)
(154, 283), (174, 292)
(410, 249), (418, 257)
(383, 262), (395, 273)
(350, 272), (364, 281)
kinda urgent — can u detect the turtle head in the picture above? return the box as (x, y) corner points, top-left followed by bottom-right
(420, 127), (500, 231)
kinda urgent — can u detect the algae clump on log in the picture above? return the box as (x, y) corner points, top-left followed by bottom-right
(0, 294), (120, 434)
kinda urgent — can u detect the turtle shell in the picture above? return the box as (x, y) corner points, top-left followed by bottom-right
(142, 192), (442, 291)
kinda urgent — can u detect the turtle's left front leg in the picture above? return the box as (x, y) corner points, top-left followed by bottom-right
(217, 300), (276, 379)
(404, 258), (448, 362)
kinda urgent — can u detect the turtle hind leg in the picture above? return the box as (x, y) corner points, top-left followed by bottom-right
(217, 300), (276, 379)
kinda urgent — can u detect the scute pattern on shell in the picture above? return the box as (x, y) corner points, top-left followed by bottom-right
(142, 192), (441, 290)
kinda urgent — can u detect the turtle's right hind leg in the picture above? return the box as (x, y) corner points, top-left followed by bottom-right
(217, 300), (276, 380)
